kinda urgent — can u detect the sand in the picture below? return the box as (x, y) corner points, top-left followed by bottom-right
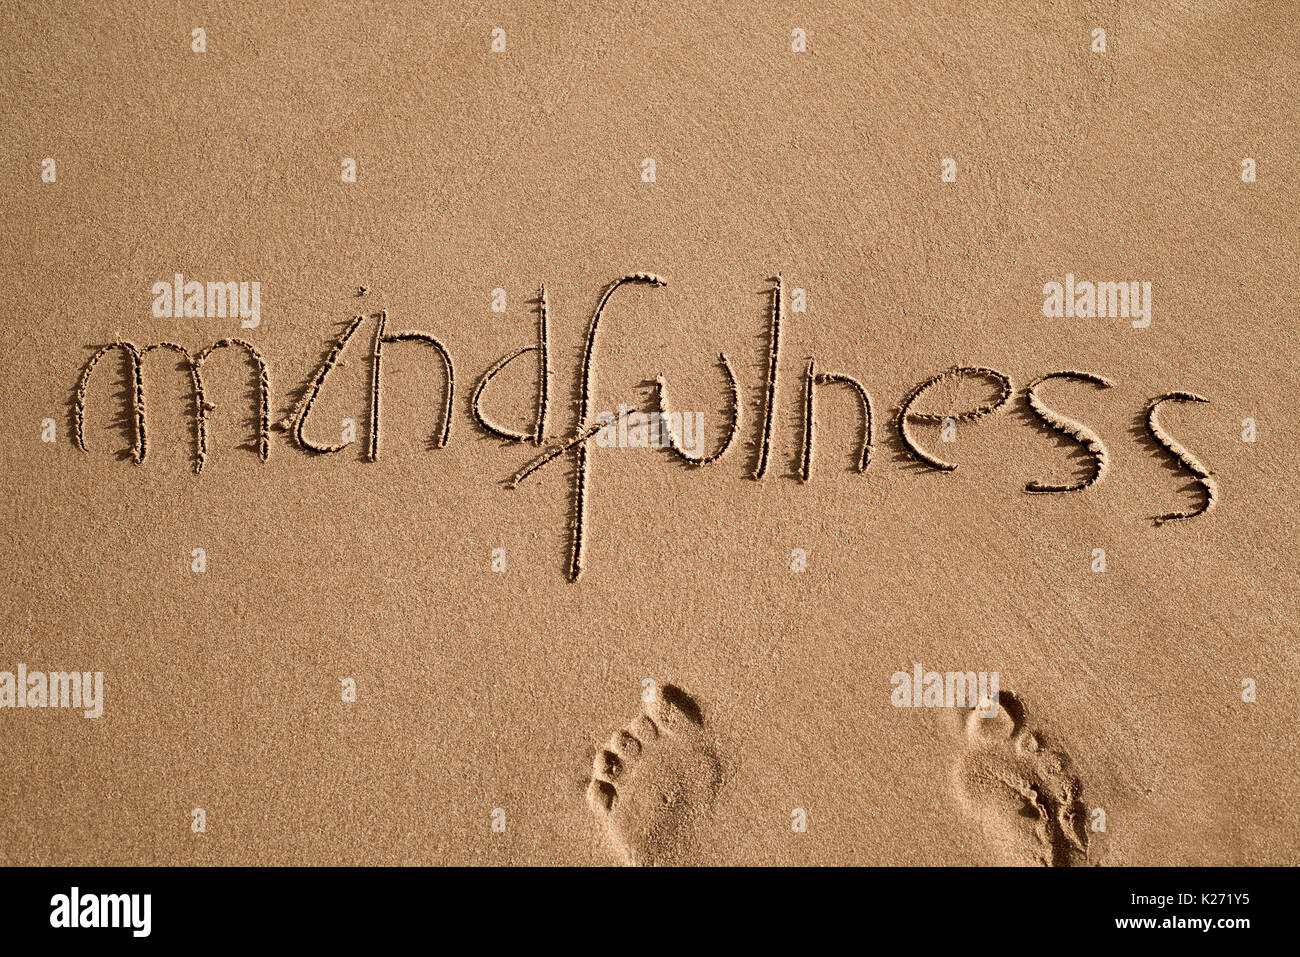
(0, 0), (1296, 866)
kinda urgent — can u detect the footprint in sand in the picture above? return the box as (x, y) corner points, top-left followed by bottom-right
(586, 683), (723, 865)
(954, 691), (1091, 866)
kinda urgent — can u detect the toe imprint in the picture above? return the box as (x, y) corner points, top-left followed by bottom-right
(597, 750), (624, 780)
(613, 730), (642, 757)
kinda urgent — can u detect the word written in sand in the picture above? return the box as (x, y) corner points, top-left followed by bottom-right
(71, 272), (1218, 581)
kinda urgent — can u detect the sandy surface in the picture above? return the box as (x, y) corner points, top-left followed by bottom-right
(0, 0), (1296, 865)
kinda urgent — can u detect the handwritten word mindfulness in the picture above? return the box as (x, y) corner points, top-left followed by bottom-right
(72, 273), (1217, 581)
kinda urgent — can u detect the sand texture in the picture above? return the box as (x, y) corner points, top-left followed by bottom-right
(0, 0), (1296, 865)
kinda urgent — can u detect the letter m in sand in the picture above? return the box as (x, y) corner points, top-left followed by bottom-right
(73, 339), (270, 473)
